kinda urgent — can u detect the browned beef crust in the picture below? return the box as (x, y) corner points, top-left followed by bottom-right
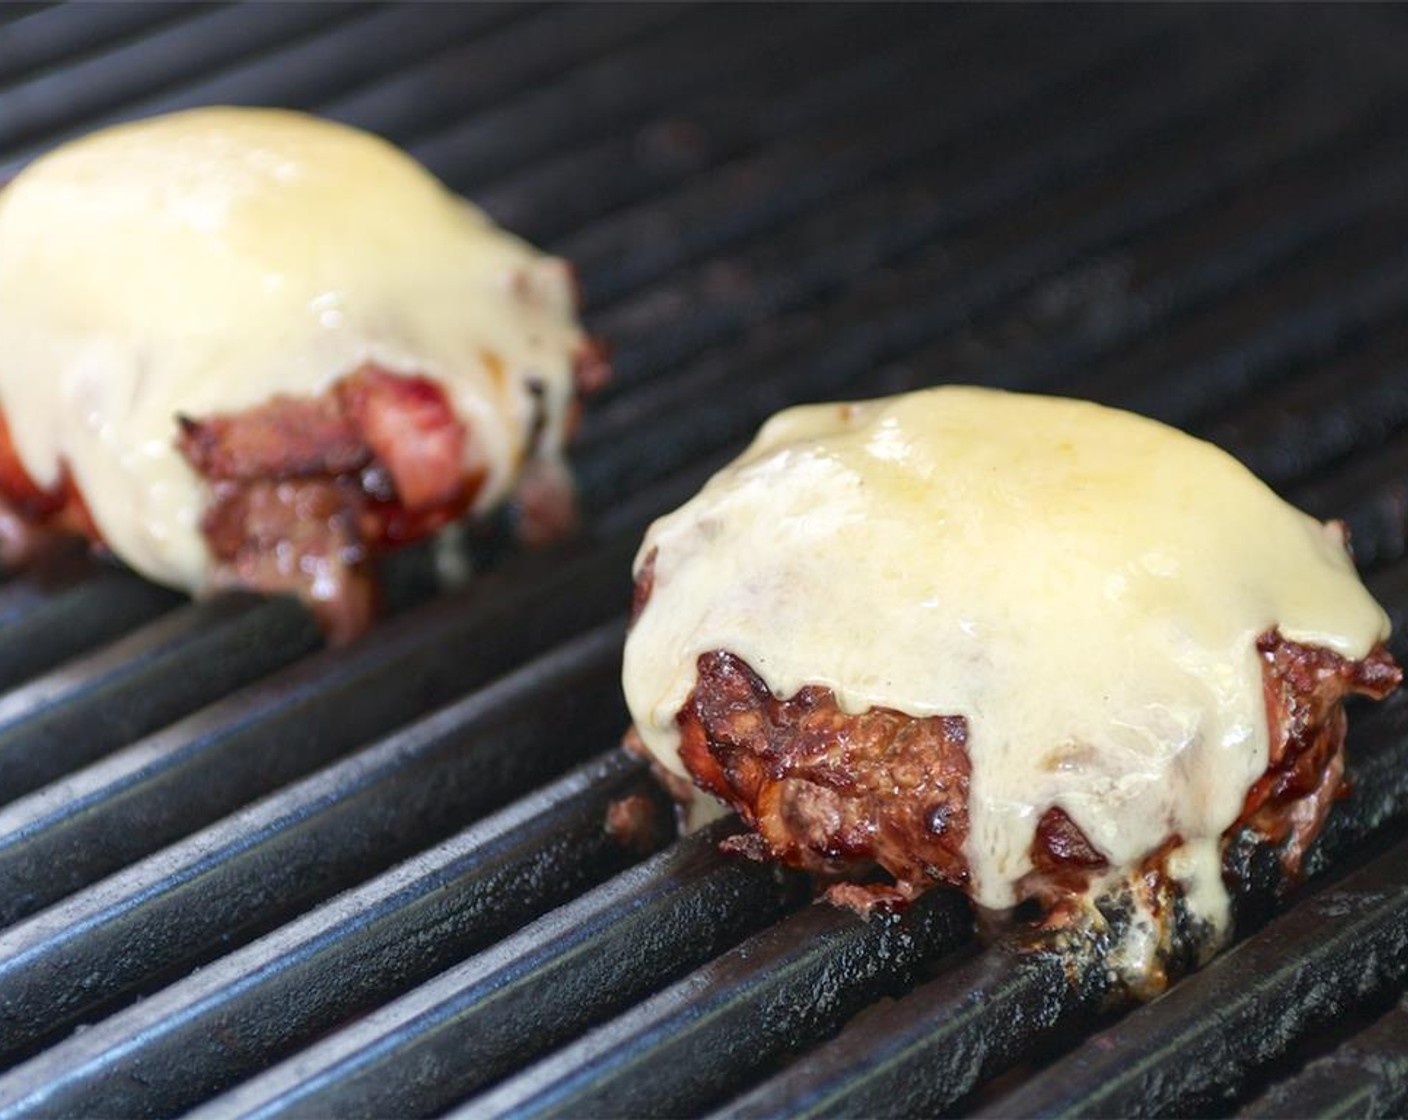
(1244, 631), (1401, 872)
(677, 650), (971, 906)
(666, 633), (1400, 914)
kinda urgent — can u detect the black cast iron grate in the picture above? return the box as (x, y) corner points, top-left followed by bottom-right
(0, 4), (1406, 1117)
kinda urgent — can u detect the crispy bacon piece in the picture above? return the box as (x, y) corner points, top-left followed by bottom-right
(0, 357), (590, 640)
(604, 792), (667, 856)
(179, 366), (467, 509)
(662, 629), (1400, 919)
(0, 364), (485, 639)
(1023, 807), (1110, 915)
(1243, 631), (1401, 871)
(181, 365), (478, 640)
(335, 368), (466, 511)
(1032, 807), (1108, 872)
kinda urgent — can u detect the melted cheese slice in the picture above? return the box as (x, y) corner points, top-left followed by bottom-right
(623, 386), (1390, 916)
(0, 107), (586, 589)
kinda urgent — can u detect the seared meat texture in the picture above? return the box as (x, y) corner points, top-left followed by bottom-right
(669, 633), (1400, 915)
(1243, 630), (1401, 870)
(179, 365), (480, 641)
(677, 650), (970, 907)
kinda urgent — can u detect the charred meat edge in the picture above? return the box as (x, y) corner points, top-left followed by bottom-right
(645, 629), (1399, 924)
(0, 342), (608, 641)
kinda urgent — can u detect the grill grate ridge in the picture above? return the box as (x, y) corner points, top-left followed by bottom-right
(180, 818), (809, 1119)
(0, 746), (674, 1116)
(972, 835), (1408, 1119)
(0, 530), (639, 934)
(1238, 994), (1408, 1119)
(0, 619), (635, 1065)
(0, 4), (187, 87)
(0, 4), (376, 163)
(0, 594), (319, 808)
(584, 23), (1332, 405)
(558, 11), (1191, 306)
(0, 562), (179, 692)
(322, 3), (690, 150)
(463, 890), (975, 1120)
(406, 3), (930, 192)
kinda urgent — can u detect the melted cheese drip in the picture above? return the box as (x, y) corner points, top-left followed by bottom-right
(0, 107), (586, 589)
(623, 386), (1390, 921)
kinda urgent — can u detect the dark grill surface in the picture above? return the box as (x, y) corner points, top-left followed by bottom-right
(0, 4), (1407, 1118)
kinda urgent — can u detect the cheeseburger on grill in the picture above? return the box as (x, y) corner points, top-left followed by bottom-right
(623, 385), (1399, 989)
(0, 107), (605, 640)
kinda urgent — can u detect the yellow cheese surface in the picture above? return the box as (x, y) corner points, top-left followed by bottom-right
(0, 107), (585, 588)
(623, 386), (1389, 920)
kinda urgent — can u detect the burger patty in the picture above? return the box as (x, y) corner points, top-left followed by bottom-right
(0, 363), (587, 642)
(671, 634), (1401, 913)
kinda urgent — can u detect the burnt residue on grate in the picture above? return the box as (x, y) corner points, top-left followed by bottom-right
(0, 5), (1406, 1119)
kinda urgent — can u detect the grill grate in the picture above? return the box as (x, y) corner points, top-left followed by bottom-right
(0, 5), (1406, 1118)
(1239, 995), (1408, 1119)
(974, 835), (1408, 1119)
